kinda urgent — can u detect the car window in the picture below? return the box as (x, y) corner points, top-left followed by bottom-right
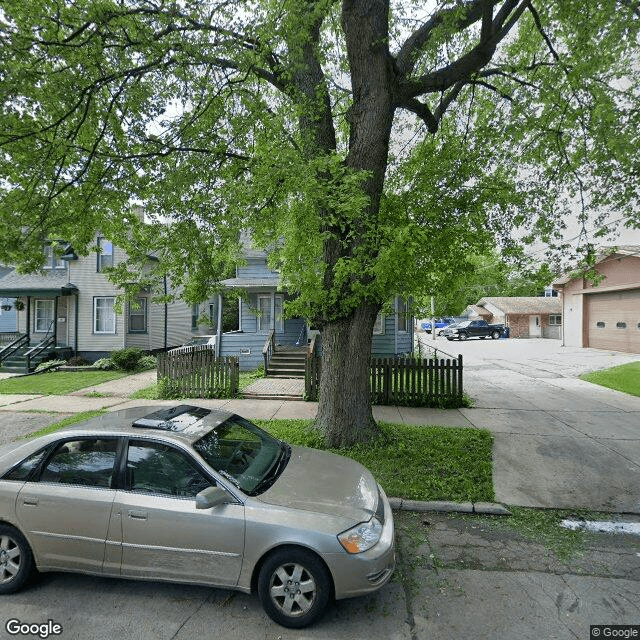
(2, 447), (50, 481)
(126, 440), (213, 498)
(39, 439), (119, 488)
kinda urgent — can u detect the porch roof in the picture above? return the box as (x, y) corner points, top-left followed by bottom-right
(0, 269), (78, 297)
(220, 276), (282, 290)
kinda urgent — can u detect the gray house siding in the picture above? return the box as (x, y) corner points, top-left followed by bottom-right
(218, 331), (269, 370)
(0, 306), (17, 332)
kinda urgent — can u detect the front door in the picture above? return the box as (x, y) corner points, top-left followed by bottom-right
(529, 315), (542, 337)
(112, 440), (245, 586)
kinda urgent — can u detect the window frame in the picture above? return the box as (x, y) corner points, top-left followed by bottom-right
(97, 237), (114, 272)
(93, 296), (116, 334)
(258, 295), (284, 333)
(373, 312), (385, 335)
(548, 315), (562, 326)
(34, 299), (55, 333)
(43, 243), (65, 270)
(396, 297), (408, 333)
(128, 297), (148, 334)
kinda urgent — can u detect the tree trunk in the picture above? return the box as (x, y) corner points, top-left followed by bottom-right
(316, 302), (382, 447)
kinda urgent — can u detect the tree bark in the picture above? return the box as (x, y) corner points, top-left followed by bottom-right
(316, 302), (382, 447)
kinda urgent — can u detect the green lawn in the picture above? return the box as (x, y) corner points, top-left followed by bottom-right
(256, 419), (494, 503)
(580, 361), (640, 397)
(0, 371), (129, 395)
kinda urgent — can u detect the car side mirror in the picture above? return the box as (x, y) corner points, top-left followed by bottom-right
(195, 486), (229, 509)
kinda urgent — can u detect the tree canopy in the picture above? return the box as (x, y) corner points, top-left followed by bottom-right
(1, 1), (638, 444)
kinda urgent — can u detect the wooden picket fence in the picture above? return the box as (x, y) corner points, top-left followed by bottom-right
(157, 347), (239, 398)
(305, 354), (463, 407)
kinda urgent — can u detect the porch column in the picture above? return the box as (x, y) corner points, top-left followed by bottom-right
(26, 297), (30, 339)
(270, 292), (275, 332)
(54, 297), (58, 345)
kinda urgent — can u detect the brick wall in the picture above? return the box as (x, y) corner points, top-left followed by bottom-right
(506, 314), (552, 338)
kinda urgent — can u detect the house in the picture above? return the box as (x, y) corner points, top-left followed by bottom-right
(464, 296), (563, 338)
(552, 245), (640, 354)
(0, 265), (18, 337)
(0, 228), (199, 370)
(214, 239), (414, 371)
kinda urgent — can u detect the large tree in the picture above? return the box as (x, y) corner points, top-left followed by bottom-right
(0, 1), (638, 445)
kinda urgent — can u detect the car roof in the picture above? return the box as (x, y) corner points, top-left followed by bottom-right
(0, 405), (236, 473)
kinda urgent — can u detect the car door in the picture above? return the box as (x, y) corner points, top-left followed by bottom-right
(15, 437), (120, 572)
(110, 439), (245, 587)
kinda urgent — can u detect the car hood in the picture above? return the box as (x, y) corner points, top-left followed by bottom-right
(259, 445), (379, 522)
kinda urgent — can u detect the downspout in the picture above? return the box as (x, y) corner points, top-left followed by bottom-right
(163, 275), (168, 350)
(216, 293), (222, 358)
(54, 296), (58, 346)
(74, 294), (79, 356)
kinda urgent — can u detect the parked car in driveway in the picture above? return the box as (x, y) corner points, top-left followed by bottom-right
(0, 405), (394, 628)
(420, 317), (455, 334)
(442, 319), (504, 341)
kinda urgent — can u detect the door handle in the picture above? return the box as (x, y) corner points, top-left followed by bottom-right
(127, 510), (148, 520)
(22, 497), (39, 506)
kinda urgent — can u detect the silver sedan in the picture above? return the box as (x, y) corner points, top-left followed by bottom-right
(0, 405), (395, 628)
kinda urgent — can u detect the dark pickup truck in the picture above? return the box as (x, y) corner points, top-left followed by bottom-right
(442, 319), (504, 341)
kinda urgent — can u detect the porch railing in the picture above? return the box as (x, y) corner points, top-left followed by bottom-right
(262, 329), (275, 372)
(0, 332), (21, 347)
(24, 320), (57, 371)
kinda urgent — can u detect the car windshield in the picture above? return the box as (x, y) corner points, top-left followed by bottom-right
(193, 416), (287, 496)
(457, 321), (471, 327)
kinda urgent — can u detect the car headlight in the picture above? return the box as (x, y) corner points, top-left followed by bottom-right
(338, 517), (383, 554)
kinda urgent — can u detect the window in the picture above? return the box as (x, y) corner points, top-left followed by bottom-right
(209, 303), (216, 329)
(548, 315), (562, 325)
(94, 296), (116, 333)
(39, 439), (119, 488)
(43, 244), (65, 270)
(397, 298), (407, 333)
(616, 322), (627, 329)
(35, 299), (55, 333)
(258, 295), (284, 332)
(2, 447), (49, 481)
(97, 238), (113, 272)
(373, 313), (384, 335)
(596, 321), (606, 328)
(191, 304), (199, 330)
(128, 298), (147, 333)
(126, 441), (212, 498)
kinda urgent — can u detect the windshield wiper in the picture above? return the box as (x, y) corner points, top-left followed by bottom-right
(252, 443), (290, 495)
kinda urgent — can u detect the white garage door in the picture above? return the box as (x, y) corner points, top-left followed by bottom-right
(586, 289), (640, 353)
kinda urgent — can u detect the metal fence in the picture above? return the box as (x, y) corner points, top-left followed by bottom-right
(305, 354), (463, 407)
(157, 347), (239, 398)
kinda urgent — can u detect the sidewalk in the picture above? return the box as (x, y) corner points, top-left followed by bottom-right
(1, 363), (639, 513)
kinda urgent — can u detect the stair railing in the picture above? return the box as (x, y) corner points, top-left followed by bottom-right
(0, 333), (29, 365)
(262, 329), (275, 372)
(25, 320), (56, 371)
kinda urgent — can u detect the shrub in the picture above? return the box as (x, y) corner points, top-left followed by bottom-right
(67, 356), (91, 367)
(138, 354), (157, 370)
(110, 347), (144, 371)
(93, 357), (116, 370)
(34, 359), (66, 373)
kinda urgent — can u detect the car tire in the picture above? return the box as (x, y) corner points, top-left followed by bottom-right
(491, 330), (501, 340)
(458, 332), (468, 341)
(258, 548), (332, 628)
(0, 525), (33, 595)
(446, 337), (453, 341)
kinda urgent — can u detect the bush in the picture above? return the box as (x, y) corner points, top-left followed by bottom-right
(93, 357), (116, 370)
(67, 356), (91, 367)
(34, 359), (66, 373)
(110, 347), (144, 371)
(138, 355), (157, 370)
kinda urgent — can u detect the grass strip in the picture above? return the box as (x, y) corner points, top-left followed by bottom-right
(580, 361), (640, 397)
(256, 419), (494, 503)
(25, 410), (108, 438)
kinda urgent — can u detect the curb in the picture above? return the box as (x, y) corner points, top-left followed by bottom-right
(389, 497), (511, 516)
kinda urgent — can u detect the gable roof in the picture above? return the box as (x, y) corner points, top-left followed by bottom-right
(478, 296), (562, 314)
(552, 245), (640, 286)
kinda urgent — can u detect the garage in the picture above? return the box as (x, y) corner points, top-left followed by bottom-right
(586, 289), (640, 353)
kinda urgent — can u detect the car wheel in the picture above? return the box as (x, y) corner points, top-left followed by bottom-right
(458, 332), (468, 341)
(491, 330), (501, 339)
(258, 548), (332, 628)
(0, 525), (33, 595)
(446, 337), (453, 341)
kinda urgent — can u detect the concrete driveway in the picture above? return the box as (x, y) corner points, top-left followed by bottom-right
(418, 335), (640, 513)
